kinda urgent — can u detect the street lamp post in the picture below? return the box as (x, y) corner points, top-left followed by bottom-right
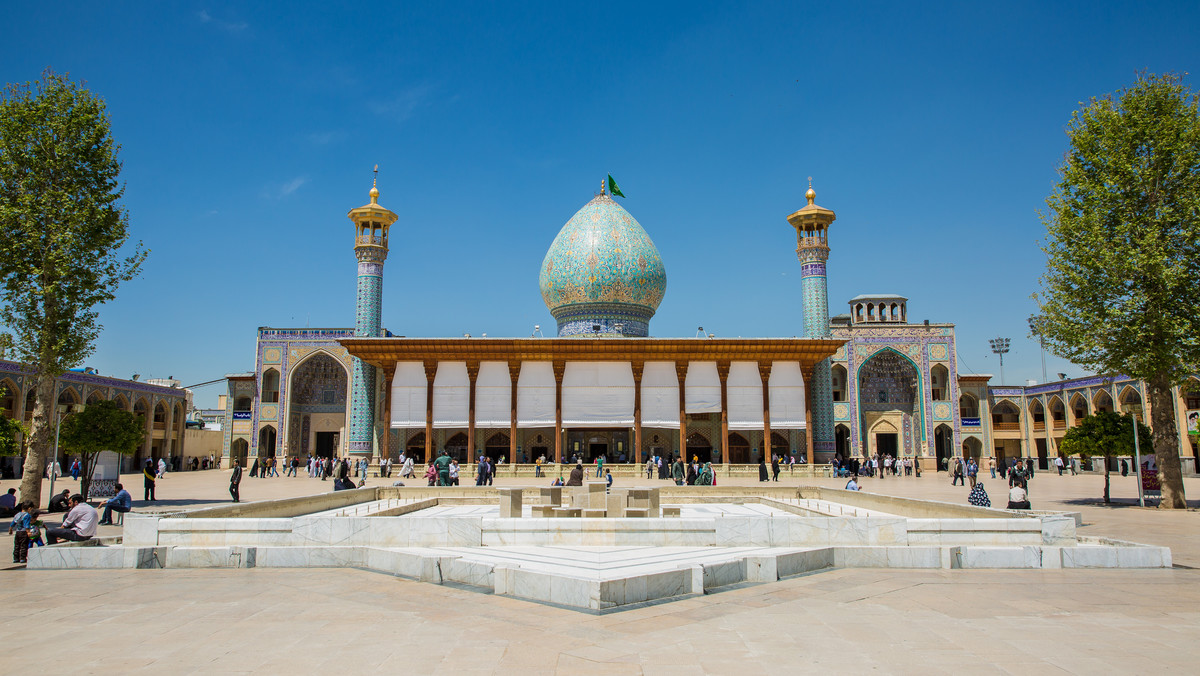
(49, 403), (82, 503)
(989, 337), (1011, 385)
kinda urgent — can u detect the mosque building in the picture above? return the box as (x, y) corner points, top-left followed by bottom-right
(219, 176), (1200, 474)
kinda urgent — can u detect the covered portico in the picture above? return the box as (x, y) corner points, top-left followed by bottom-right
(340, 337), (843, 465)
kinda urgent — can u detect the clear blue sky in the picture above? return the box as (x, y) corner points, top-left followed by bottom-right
(3, 2), (1197, 408)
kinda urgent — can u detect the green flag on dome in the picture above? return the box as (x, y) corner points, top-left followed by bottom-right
(607, 174), (625, 198)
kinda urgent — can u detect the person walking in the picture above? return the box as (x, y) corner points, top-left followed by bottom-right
(771, 456), (780, 482)
(143, 459), (157, 501)
(157, 457), (168, 479)
(1054, 455), (1065, 476)
(988, 456), (996, 479)
(967, 458), (978, 488)
(402, 455), (414, 478)
(229, 460), (242, 502)
(951, 458), (964, 486)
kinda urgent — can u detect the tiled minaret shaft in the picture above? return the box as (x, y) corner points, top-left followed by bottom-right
(347, 172), (397, 455)
(788, 180), (836, 458)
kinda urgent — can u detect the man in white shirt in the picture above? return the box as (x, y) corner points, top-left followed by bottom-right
(1007, 485), (1031, 510)
(46, 494), (98, 544)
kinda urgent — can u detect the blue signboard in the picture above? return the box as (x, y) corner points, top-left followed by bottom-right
(232, 411), (252, 420)
(961, 417), (981, 427)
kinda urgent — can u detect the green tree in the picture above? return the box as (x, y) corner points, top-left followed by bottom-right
(1059, 410), (1153, 504)
(0, 71), (147, 506)
(1035, 72), (1200, 509)
(58, 400), (144, 501)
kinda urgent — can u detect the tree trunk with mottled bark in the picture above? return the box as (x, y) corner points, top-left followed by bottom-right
(1149, 373), (1187, 508)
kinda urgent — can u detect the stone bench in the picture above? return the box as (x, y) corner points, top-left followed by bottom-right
(662, 506), (681, 517)
(552, 507), (582, 518)
(530, 505), (557, 518)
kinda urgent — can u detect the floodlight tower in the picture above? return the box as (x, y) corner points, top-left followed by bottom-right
(989, 337), (1011, 385)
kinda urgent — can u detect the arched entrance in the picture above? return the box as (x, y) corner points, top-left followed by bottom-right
(961, 435), (982, 461)
(286, 352), (349, 460)
(770, 432), (790, 461)
(484, 432), (510, 462)
(686, 433), (712, 463)
(724, 433), (746, 464)
(869, 419), (899, 459)
(858, 348), (921, 458)
(934, 424), (953, 468)
(405, 432), (426, 462)
(259, 425), (277, 458)
(835, 424), (851, 461)
(230, 438), (249, 466)
(445, 432), (469, 462)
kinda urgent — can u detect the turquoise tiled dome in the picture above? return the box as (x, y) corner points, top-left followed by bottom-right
(539, 193), (667, 337)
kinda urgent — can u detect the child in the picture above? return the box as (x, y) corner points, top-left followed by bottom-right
(8, 502), (38, 564)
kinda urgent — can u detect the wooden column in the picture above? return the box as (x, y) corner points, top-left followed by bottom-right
(423, 360), (436, 461)
(381, 365), (395, 460)
(467, 361), (479, 463)
(676, 362), (688, 462)
(553, 360), (565, 464)
(759, 362), (773, 463)
(508, 361), (520, 463)
(632, 361), (644, 466)
(717, 361), (730, 464)
(803, 367), (815, 465)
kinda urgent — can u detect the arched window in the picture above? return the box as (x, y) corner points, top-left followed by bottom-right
(1049, 396), (1066, 428)
(1093, 390), (1113, 414)
(831, 364), (847, 402)
(1029, 399), (1045, 430)
(0, 379), (17, 418)
(261, 369), (280, 404)
(1070, 393), (1088, 424)
(234, 396), (252, 412)
(153, 402), (167, 428)
(1183, 379), (1200, 409)
(930, 364), (949, 401)
(959, 393), (979, 418)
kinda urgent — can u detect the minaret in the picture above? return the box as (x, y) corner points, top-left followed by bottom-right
(346, 167), (397, 456)
(787, 179), (836, 459)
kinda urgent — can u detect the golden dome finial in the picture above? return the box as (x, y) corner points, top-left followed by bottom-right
(805, 176), (816, 205)
(369, 164), (380, 204)
(600, 177), (606, 195)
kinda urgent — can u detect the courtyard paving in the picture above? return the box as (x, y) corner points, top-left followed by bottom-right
(2, 468), (1198, 674)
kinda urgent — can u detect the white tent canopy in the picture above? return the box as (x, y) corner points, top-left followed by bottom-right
(390, 361), (427, 428)
(474, 361), (511, 428)
(769, 361), (806, 429)
(562, 361), (635, 426)
(641, 361), (680, 428)
(432, 361), (468, 428)
(684, 361), (721, 414)
(727, 361), (764, 429)
(517, 361), (555, 427)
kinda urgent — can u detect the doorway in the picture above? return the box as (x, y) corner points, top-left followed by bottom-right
(315, 432), (337, 459)
(875, 433), (898, 458)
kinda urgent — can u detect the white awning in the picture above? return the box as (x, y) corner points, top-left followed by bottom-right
(475, 361), (511, 428)
(684, 361), (721, 414)
(641, 361), (679, 428)
(769, 361), (806, 429)
(517, 361), (555, 427)
(390, 361), (427, 428)
(562, 361), (635, 426)
(727, 361), (764, 430)
(432, 361), (468, 428)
